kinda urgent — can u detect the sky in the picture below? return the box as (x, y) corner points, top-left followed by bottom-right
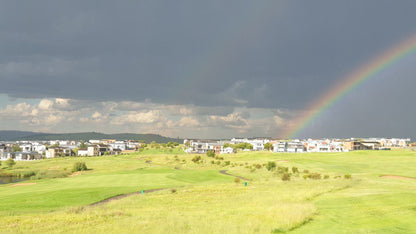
(0, 1), (416, 139)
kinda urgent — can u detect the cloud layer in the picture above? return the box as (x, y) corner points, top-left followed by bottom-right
(1, 1), (416, 138)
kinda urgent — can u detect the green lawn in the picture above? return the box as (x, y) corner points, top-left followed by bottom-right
(1, 149), (415, 233)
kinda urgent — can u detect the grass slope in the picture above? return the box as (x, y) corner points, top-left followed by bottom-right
(1, 149), (415, 233)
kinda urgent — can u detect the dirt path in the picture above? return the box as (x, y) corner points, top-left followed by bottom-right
(89, 187), (172, 207)
(7, 182), (37, 187)
(380, 175), (415, 180)
(219, 170), (251, 181)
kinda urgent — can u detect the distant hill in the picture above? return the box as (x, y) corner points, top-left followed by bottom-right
(0, 131), (183, 143)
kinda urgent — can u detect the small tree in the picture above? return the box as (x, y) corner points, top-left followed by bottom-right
(72, 162), (88, 172)
(264, 142), (273, 151)
(12, 144), (22, 152)
(206, 150), (215, 157)
(79, 141), (88, 148)
(5, 158), (16, 168)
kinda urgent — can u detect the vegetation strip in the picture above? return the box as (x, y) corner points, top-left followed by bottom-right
(219, 170), (252, 181)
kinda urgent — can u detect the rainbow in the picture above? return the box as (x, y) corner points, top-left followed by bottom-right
(282, 33), (416, 139)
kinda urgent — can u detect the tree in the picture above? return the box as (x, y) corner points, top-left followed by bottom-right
(12, 144), (22, 152)
(72, 162), (88, 172)
(264, 142), (273, 151)
(5, 158), (16, 168)
(206, 150), (215, 157)
(79, 141), (88, 148)
(223, 143), (233, 149)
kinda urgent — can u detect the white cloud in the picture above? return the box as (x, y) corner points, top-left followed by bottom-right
(38, 99), (54, 110)
(112, 110), (166, 125)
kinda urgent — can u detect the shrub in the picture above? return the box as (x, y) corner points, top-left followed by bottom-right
(303, 169), (309, 173)
(5, 158), (16, 168)
(206, 150), (215, 157)
(72, 162), (88, 172)
(191, 155), (201, 163)
(254, 164), (262, 169)
(250, 168), (256, 173)
(266, 162), (276, 171)
(234, 178), (241, 184)
(171, 188), (177, 193)
(334, 175), (341, 179)
(224, 161), (231, 166)
(214, 155), (224, 160)
(292, 167), (299, 173)
(309, 173), (321, 180)
(211, 160), (215, 164)
(324, 175), (330, 179)
(277, 166), (288, 174)
(216, 161), (221, 165)
(281, 173), (291, 181)
(303, 174), (309, 180)
(344, 174), (352, 179)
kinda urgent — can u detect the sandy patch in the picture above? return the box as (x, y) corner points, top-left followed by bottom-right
(380, 175), (415, 180)
(278, 160), (290, 163)
(70, 171), (82, 177)
(8, 183), (37, 187)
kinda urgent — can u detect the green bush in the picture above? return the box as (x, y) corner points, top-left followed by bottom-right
(303, 174), (309, 180)
(308, 173), (321, 180)
(292, 167), (299, 173)
(266, 162), (276, 171)
(206, 150), (215, 157)
(344, 174), (352, 179)
(72, 162), (88, 172)
(277, 166), (288, 174)
(254, 164), (262, 169)
(214, 155), (224, 160)
(281, 173), (291, 181)
(224, 161), (231, 166)
(324, 175), (330, 179)
(191, 155), (201, 163)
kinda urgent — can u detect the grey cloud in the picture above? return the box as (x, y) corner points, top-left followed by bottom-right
(1, 1), (416, 138)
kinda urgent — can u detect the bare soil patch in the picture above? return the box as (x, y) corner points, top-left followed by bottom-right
(278, 160), (290, 163)
(70, 171), (82, 177)
(8, 183), (37, 187)
(219, 170), (251, 181)
(380, 175), (415, 180)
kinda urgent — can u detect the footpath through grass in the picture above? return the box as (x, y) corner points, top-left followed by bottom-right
(1, 149), (416, 233)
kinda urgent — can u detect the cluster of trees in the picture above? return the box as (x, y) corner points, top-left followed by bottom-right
(223, 143), (253, 150)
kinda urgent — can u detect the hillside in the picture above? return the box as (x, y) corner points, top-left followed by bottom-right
(0, 131), (182, 143)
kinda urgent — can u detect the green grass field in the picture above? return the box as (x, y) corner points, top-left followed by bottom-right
(1, 149), (415, 233)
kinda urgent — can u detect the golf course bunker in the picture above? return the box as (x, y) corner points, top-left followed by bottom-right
(380, 175), (415, 180)
(8, 182), (37, 187)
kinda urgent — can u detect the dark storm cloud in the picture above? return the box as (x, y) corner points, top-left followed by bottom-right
(1, 0), (416, 110)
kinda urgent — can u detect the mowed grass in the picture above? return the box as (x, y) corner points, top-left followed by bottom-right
(1, 149), (416, 233)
